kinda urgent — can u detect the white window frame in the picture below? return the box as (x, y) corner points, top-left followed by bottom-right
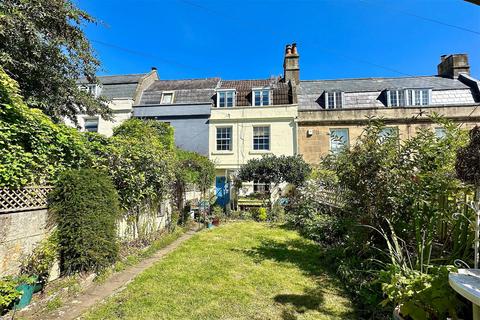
(216, 126), (233, 151)
(252, 88), (271, 106)
(387, 89), (406, 107)
(160, 91), (175, 104)
(216, 89), (236, 108)
(387, 89), (431, 107)
(252, 125), (271, 151)
(329, 128), (349, 154)
(253, 180), (270, 194)
(406, 89), (431, 106)
(324, 91), (344, 109)
(79, 84), (101, 98)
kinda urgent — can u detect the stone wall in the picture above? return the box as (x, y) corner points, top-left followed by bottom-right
(0, 202), (172, 277)
(0, 209), (51, 277)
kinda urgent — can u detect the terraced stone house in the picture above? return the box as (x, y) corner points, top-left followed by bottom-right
(74, 44), (480, 208)
(297, 54), (480, 163)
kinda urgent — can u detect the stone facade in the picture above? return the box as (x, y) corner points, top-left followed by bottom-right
(296, 52), (480, 164)
(298, 105), (480, 163)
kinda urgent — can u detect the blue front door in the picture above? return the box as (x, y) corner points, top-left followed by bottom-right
(215, 176), (230, 208)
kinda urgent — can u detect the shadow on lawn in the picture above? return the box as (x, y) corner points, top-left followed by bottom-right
(240, 237), (355, 319)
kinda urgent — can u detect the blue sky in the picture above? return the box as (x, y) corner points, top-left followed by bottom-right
(79, 0), (480, 80)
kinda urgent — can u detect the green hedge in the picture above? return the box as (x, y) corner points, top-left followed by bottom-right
(49, 169), (120, 274)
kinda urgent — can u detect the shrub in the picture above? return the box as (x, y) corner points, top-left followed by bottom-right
(257, 207), (267, 222)
(268, 202), (285, 222)
(380, 265), (461, 319)
(211, 205), (224, 219)
(287, 118), (472, 318)
(20, 231), (59, 284)
(0, 277), (21, 314)
(49, 169), (120, 274)
(107, 119), (175, 239)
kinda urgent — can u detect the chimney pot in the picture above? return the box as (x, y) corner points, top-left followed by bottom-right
(285, 44), (292, 55)
(292, 43), (298, 55)
(283, 43), (300, 85)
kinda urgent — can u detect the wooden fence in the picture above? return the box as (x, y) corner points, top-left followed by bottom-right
(0, 186), (52, 213)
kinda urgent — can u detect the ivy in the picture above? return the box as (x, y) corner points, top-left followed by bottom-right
(0, 66), (91, 187)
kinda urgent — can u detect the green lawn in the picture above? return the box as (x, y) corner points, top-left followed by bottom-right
(85, 222), (356, 320)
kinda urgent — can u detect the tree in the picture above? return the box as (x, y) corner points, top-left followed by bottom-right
(237, 154), (311, 205)
(0, 0), (108, 123)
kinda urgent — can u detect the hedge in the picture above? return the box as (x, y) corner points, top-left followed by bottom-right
(49, 169), (120, 274)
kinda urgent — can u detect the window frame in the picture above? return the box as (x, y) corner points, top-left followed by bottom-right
(253, 180), (271, 194)
(407, 89), (431, 106)
(435, 127), (446, 139)
(324, 91), (344, 109)
(216, 89), (236, 108)
(378, 126), (399, 143)
(215, 126), (233, 151)
(387, 88), (431, 107)
(329, 128), (349, 154)
(252, 88), (271, 106)
(252, 125), (271, 151)
(160, 91), (175, 104)
(79, 84), (100, 98)
(84, 117), (99, 133)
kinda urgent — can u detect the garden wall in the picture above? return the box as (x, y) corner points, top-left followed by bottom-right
(117, 201), (172, 240)
(0, 186), (173, 277)
(0, 208), (56, 278)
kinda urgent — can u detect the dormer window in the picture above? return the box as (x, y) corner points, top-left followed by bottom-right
(387, 90), (406, 107)
(407, 89), (430, 106)
(253, 89), (271, 106)
(325, 91), (343, 109)
(161, 91), (174, 104)
(217, 90), (235, 108)
(387, 89), (430, 107)
(79, 84), (100, 98)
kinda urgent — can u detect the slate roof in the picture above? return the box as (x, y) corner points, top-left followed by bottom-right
(299, 76), (470, 93)
(97, 74), (145, 85)
(139, 78), (220, 105)
(298, 75), (477, 110)
(218, 78), (292, 106)
(78, 73), (147, 100)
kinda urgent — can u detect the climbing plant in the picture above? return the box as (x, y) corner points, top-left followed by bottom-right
(0, 66), (90, 187)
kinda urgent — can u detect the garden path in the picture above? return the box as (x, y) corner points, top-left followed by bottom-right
(28, 227), (199, 320)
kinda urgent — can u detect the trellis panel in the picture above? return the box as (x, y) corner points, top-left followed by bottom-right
(0, 186), (52, 213)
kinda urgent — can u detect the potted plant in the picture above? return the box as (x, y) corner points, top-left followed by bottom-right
(14, 275), (38, 310)
(211, 205), (224, 226)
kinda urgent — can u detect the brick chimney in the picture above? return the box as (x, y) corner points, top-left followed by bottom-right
(437, 54), (470, 78)
(283, 43), (300, 85)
